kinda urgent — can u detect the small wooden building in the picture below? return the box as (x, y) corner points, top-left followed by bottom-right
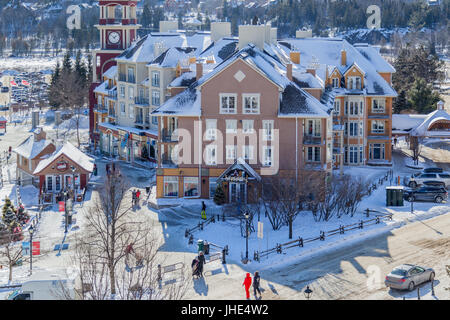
(33, 142), (94, 203)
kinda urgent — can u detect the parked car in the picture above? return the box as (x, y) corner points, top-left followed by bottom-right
(385, 264), (435, 291)
(403, 186), (448, 203)
(407, 172), (450, 188)
(422, 180), (446, 188)
(423, 167), (444, 174)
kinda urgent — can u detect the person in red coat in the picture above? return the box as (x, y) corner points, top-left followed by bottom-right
(242, 273), (252, 300)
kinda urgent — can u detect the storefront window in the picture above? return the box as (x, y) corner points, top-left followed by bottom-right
(183, 177), (199, 197)
(209, 178), (217, 199)
(55, 176), (61, 191)
(164, 176), (178, 197)
(46, 176), (53, 191)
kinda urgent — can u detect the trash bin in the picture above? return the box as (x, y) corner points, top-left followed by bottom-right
(68, 213), (73, 225)
(386, 186), (404, 206)
(146, 186), (150, 194)
(197, 239), (204, 253)
(203, 240), (210, 255)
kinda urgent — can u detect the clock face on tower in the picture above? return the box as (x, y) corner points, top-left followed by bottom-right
(108, 31), (121, 44)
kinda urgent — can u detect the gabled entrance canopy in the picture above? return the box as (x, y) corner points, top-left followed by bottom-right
(217, 157), (262, 183)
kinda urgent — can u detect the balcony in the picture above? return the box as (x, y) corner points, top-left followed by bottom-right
(303, 135), (322, 145)
(94, 104), (108, 114)
(119, 74), (126, 82)
(162, 128), (178, 142)
(108, 108), (116, 118)
(135, 96), (149, 106)
(118, 74), (135, 84)
(161, 153), (178, 168)
(107, 90), (117, 99)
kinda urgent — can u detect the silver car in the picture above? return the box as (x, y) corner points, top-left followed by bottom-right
(385, 264), (435, 291)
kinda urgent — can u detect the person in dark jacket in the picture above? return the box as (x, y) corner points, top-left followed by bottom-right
(201, 201), (207, 220)
(197, 251), (206, 277)
(253, 271), (261, 298)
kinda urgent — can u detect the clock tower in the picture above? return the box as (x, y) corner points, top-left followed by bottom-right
(89, 0), (141, 142)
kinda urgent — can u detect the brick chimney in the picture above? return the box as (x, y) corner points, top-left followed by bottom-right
(341, 49), (347, 66)
(196, 62), (203, 80)
(290, 51), (300, 64)
(33, 127), (46, 142)
(306, 68), (316, 77)
(286, 63), (293, 81)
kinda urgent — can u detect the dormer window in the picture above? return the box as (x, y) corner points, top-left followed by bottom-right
(348, 76), (361, 90)
(332, 78), (339, 88)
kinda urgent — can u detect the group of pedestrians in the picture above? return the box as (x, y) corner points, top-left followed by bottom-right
(191, 251), (206, 278)
(242, 271), (261, 300)
(132, 189), (141, 207)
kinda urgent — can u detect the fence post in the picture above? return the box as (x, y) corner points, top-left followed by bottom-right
(157, 264), (162, 282)
(222, 248), (226, 264)
(359, 220), (363, 229)
(298, 237), (303, 247)
(376, 216), (380, 224)
(276, 244), (282, 254)
(365, 208), (370, 218)
(188, 234), (193, 245)
(417, 287), (420, 300)
(222, 213), (225, 222)
(340, 225), (344, 234)
(211, 215), (215, 223)
(185, 229), (189, 238)
(253, 251), (259, 262)
(319, 231), (325, 241)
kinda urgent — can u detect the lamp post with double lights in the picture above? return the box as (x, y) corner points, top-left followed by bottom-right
(304, 285), (313, 300)
(28, 225), (33, 275)
(243, 212), (249, 264)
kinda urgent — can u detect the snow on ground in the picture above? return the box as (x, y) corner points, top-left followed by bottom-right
(0, 56), (61, 73)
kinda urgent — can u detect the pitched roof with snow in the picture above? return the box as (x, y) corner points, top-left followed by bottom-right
(33, 142), (94, 174)
(411, 109), (450, 136)
(103, 66), (117, 79)
(278, 38), (397, 97)
(149, 47), (197, 68)
(13, 134), (53, 160)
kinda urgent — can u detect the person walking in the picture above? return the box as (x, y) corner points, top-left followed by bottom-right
(136, 189), (141, 206)
(197, 251), (206, 277)
(201, 201), (207, 220)
(132, 190), (136, 206)
(253, 271), (261, 298)
(242, 273), (252, 300)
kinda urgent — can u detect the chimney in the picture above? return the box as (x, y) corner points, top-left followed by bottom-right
(290, 51), (300, 64)
(341, 49), (347, 66)
(437, 100), (445, 110)
(196, 62), (203, 80)
(33, 127), (46, 142)
(211, 22), (231, 42)
(306, 68), (316, 77)
(286, 63), (293, 81)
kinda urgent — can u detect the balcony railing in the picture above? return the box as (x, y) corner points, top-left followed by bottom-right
(107, 90), (117, 99)
(108, 108), (116, 118)
(118, 74), (135, 84)
(94, 104), (108, 114)
(303, 135), (322, 145)
(135, 116), (144, 124)
(162, 128), (178, 142)
(135, 96), (149, 105)
(119, 74), (127, 82)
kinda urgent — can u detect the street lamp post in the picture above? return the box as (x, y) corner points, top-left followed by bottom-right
(304, 285), (313, 300)
(244, 212), (249, 263)
(64, 191), (68, 233)
(71, 166), (76, 201)
(28, 226), (33, 275)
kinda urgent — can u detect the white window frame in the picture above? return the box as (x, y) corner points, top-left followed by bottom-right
(242, 120), (254, 134)
(226, 145), (237, 160)
(263, 146), (273, 166)
(262, 120), (274, 141)
(306, 119), (321, 137)
(332, 77), (339, 88)
(369, 143), (385, 160)
(220, 94), (237, 114)
(372, 99), (386, 113)
(129, 105), (134, 119)
(307, 146), (321, 162)
(333, 100), (340, 115)
(119, 85), (125, 98)
(152, 90), (160, 106)
(226, 119), (237, 133)
(120, 102), (126, 115)
(243, 94), (260, 114)
(151, 70), (160, 87)
(242, 145), (254, 160)
(205, 119), (217, 141)
(128, 86), (134, 100)
(349, 121), (358, 137)
(183, 177), (199, 198)
(371, 120), (385, 134)
(163, 176), (178, 197)
(205, 145), (217, 165)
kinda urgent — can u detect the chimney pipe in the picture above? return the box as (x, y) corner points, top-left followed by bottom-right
(306, 68), (316, 77)
(286, 63), (293, 81)
(341, 49), (347, 66)
(290, 51), (300, 64)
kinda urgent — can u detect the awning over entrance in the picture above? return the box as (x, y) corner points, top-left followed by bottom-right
(217, 158), (262, 183)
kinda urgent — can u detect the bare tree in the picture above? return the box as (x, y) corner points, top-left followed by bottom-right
(0, 231), (23, 283)
(410, 136), (424, 166)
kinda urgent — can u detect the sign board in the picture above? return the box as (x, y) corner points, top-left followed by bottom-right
(59, 201), (65, 212)
(56, 161), (68, 171)
(22, 241), (30, 255)
(32, 242), (40, 256)
(257, 222), (263, 239)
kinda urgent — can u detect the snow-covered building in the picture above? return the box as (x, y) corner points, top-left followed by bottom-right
(33, 142), (94, 203)
(13, 128), (56, 186)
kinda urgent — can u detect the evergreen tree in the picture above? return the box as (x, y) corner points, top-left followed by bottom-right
(393, 90), (409, 114)
(407, 78), (441, 114)
(141, 3), (152, 28)
(213, 184), (226, 205)
(62, 52), (72, 74)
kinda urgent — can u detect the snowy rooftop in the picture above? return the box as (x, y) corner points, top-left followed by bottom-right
(149, 47), (197, 68)
(411, 109), (450, 136)
(169, 71), (196, 87)
(13, 133), (53, 160)
(392, 114), (427, 132)
(103, 65), (117, 79)
(33, 142), (94, 174)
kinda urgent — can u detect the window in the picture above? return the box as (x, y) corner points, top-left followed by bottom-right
(344, 122), (348, 135)
(163, 176), (178, 197)
(183, 177), (199, 197)
(120, 102), (126, 114)
(372, 99), (385, 113)
(127, 67), (135, 82)
(152, 90), (160, 106)
(347, 101), (362, 116)
(129, 105), (134, 119)
(333, 100), (340, 115)
(242, 120), (254, 134)
(243, 94), (260, 114)
(263, 146), (273, 166)
(128, 86), (134, 100)
(97, 95), (102, 106)
(151, 71), (160, 87)
(349, 122), (359, 136)
(369, 143), (385, 160)
(226, 145), (237, 160)
(152, 116), (158, 125)
(348, 76), (361, 90)
(205, 145), (217, 165)
(306, 119), (321, 137)
(360, 146), (363, 163)
(209, 178), (218, 199)
(262, 120), (274, 141)
(332, 78), (339, 88)
(307, 147), (321, 162)
(205, 119), (217, 140)
(327, 143), (332, 162)
(359, 121), (364, 136)
(243, 145), (254, 160)
(119, 85), (125, 98)
(372, 120), (385, 134)
(226, 119), (237, 133)
(55, 176), (61, 191)
(220, 94), (236, 114)
(349, 146), (358, 164)
(46, 176), (53, 191)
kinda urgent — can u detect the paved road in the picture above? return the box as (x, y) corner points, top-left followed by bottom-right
(186, 211), (450, 300)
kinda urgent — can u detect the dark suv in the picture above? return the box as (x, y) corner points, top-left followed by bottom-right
(404, 186), (448, 203)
